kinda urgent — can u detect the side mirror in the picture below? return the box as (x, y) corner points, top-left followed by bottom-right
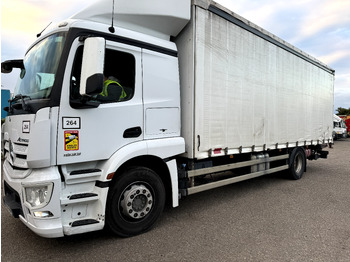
(1, 59), (24, 74)
(80, 37), (105, 96)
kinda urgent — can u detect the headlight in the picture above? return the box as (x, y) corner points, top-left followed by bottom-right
(24, 184), (53, 209)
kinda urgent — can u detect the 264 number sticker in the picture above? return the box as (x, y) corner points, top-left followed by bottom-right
(62, 117), (80, 129)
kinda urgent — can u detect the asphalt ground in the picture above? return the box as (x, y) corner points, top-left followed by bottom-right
(1, 139), (350, 262)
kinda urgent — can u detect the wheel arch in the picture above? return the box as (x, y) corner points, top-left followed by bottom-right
(112, 155), (173, 206)
(102, 138), (184, 207)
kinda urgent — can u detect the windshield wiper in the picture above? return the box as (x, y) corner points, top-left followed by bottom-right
(7, 94), (32, 113)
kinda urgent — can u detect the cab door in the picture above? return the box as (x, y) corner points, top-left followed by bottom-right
(57, 38), (143, 165)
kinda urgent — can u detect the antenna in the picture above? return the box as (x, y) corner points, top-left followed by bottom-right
(109, 0), (116, 33)
(37, 22), (52, 38)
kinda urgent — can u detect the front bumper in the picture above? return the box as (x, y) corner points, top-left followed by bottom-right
(2, 160), (64, 238)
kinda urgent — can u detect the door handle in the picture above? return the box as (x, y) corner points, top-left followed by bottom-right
(123, 127), (142, 138)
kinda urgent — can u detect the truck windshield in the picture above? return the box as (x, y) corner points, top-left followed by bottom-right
(14, 32), (67, 99)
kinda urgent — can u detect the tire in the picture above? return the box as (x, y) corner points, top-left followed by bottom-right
(288, 147), (306, 180)
(106, 167), (166, 237)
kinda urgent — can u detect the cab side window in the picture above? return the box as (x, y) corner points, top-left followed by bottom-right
(102, 49), (135, 102)
(70, 46), (135, 103)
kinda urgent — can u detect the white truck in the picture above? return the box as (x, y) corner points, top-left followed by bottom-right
(1, 0), (334, 238)
(333, 114), (347, 139)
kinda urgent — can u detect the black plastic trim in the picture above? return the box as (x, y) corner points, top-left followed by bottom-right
(123, 126), (142, 138)
(95, 181), (110, 188)
(70, 169), (101, 176)
(69, 193), (98, 200)
(71, 219), (99, 227)
(76, 28), (178, 57)
(3, 181), (24, 218)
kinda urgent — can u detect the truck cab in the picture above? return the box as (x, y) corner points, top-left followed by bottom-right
(2, 0), (190, 237)
(333, 114), (347, 139)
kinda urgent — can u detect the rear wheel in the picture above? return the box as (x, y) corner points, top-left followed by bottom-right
(288, 147), (306, 180)
(106, 167), (165, 237)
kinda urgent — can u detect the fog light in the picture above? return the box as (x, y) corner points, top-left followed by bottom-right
(33, 211), (54, 218)
(24, 184), (53, 209)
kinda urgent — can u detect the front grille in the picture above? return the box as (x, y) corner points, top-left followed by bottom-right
(4, 140), (29, 169)
(3, 139), (31, 178)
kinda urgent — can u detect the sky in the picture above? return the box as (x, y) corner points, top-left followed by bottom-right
(1, 0), (350, 111)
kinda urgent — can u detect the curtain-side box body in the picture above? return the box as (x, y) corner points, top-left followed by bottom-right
(176, 1), (334, 159)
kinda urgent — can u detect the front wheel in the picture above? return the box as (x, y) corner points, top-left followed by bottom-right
(288, 147), (306, 180)
(106, 167), (166, 237)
